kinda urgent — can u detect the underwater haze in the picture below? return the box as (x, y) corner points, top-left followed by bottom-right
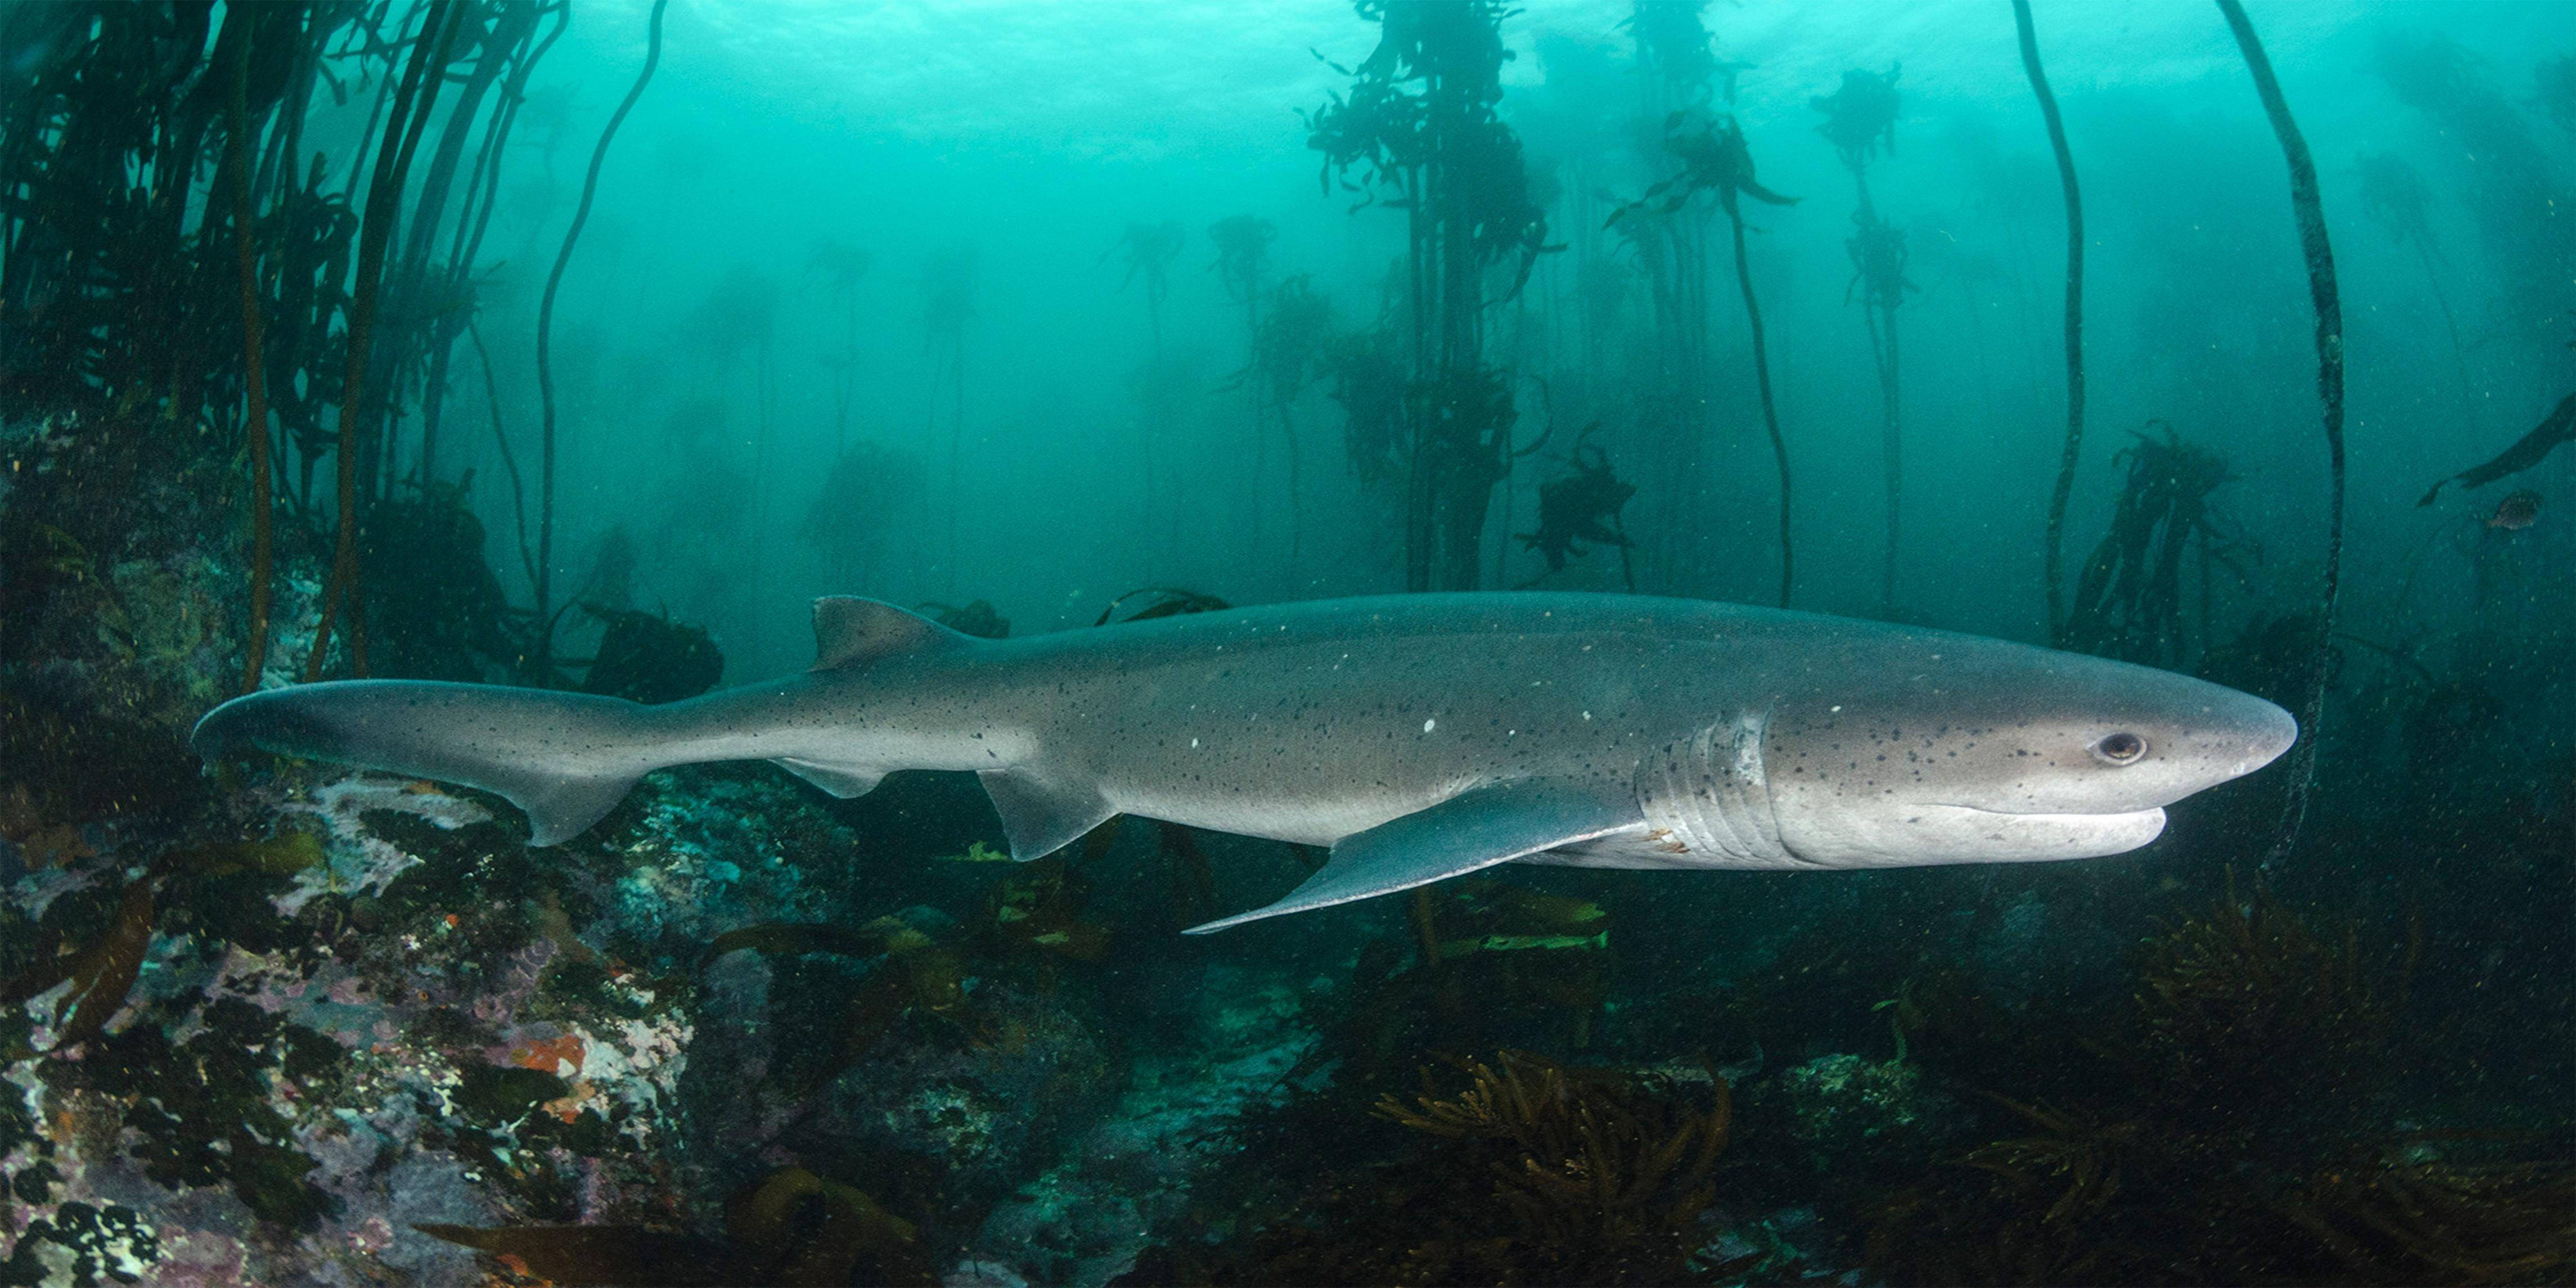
(1, 0), (2570, 1284)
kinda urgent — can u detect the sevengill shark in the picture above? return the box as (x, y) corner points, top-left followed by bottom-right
(191, 594), (2296, 933)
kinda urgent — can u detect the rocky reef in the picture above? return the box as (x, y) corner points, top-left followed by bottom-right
(3, 401), (2570, 1286)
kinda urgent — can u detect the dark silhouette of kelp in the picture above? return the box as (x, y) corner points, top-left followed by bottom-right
(917, 598), (1009, 639)
(2217, 0), (2348, 867)
(919, 244), (979, 590)
(1813, 64), (1911, 612)
(1516, 425), (1637, 589)
(799, 439), (924, 589)
(1104, 221), (1187, 526)
(218, 11), (278, 695)
(308, 0), (471, 681)
(1613, 96), (1800, 606)
(1307, 0), (1553, 591)
(1233, 274), (1337, 570)
(2418, 392), (2575, 506)
(577, 605), (721, 704)
(533, 0), (667, 681)
(2062, 423), (2249, 665)
(2373, 32), (2575, 356)
(2012, 0), (2091, 648)
(1210, 214), (1282, 557)
(806, 238), (873, 452)
(1104, 221), (1186, 357)
(2356, 152), (2481, 434)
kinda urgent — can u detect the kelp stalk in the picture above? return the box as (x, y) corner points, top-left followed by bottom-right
(2216, 0), (2345, 863)
(1727, 204), (1792, 607)
(1614, 109), (1797, 607)
(223, 11), (274, 695)
(1815, 66), (1907, 611)
(412, 1), (561, 487)
(535, 0), (668, 681)
(468, 318), (538, 593)
(307, 0), (465, 681)
(1308, 1), (1548, 591)
(2016, 0), (2087, 644)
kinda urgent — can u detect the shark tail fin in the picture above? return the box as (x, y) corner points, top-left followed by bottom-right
(192, 681), (672, 846)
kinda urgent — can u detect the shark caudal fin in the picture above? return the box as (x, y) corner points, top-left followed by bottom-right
(191, 681), (668, 846)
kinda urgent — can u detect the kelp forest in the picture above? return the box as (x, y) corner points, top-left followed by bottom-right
(0, 1), (2569, 1285)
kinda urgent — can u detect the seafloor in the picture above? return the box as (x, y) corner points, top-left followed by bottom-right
(2, 405), (2570, 1288)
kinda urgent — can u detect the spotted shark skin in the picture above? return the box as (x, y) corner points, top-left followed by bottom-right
(192, 594), (2296, 932)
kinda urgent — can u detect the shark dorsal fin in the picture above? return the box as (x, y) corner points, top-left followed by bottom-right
(811, 597), (968, 671)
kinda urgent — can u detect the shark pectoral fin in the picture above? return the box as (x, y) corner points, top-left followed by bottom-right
(978, 768), (1116, 861)
(1184, 777), (1639, 935)
(770, 757), (885, 800)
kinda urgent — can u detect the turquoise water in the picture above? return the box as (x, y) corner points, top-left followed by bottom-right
(477, 0), (2572, 674)
(0, 2), (2569, 1283)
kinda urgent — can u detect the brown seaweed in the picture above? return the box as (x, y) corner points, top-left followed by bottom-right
(2217, 0), (2349, 866)
(421, 1165), (932, 1287)
(528, 0), (668, 680)
(1515, 428), (1637, 589)
(2417, 392), (2575, 505)
(1373, 1049), (1729, 1248)
(2016, 0), (2092, 647)
(3, 875), (155, 1051)
(2062, 423), (2246, 664)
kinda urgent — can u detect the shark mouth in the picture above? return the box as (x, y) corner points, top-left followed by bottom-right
(1923, 803), (2169, 861)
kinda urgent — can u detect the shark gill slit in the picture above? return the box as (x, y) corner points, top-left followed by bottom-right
(1639, 709), (1793, 865)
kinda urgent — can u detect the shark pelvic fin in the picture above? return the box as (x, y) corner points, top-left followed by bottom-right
(770, 757), (885, 799)
(978, 768), (1116, 861)
(811, 598), (971, 671)
(515, 774), (644, 847)
(1184, 777), (1639, 934)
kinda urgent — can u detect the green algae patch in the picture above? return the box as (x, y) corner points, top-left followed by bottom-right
(60, 995), (345, 1231)
(171, 831), (325, 878)
(0, 1200), (160, 1287)
(435, 1058), (625, 1214)
(456, 1061), (574, 1123)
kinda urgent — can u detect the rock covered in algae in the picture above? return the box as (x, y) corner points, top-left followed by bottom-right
(959, 969), (1319, 1287)
(1774, 1053), (1932, 1164)
(0, 764), (866, 1286)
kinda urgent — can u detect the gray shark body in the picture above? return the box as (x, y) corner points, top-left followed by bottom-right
(191, 594), (2296, 932)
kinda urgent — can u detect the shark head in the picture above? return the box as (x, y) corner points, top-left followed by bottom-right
(1757, 636), (2296, 867)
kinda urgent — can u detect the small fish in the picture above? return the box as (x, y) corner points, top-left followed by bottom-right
(2487, 490), (2543, 531)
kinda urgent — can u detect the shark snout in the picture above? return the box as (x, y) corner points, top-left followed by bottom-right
(2238, 698), (2299, 774)
(2065, 688), (2292, 820)
(2184, 690), (2298, 788)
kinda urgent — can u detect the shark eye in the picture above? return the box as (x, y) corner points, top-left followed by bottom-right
(2092, 732), (2147, 765)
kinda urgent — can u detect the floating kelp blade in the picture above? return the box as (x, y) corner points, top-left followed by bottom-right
(2417, 392), (2575, 505)
(415, 1224), (735, 1287)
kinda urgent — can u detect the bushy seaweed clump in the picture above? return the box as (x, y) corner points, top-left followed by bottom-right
(1867, 876), (2574, 1286)
(1125, 1049), (1731, 1286)
(2062, 423), (2250, 664)
(1517, 427), (1638, 589)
